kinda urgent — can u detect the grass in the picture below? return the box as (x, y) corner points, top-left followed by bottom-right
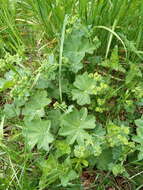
(0, 0), (143, 189)
(1, 0), (143, 56)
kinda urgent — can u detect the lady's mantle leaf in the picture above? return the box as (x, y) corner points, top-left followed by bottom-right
(4, 103), (20, 119)
(23, 119), (54, 151)
(22, 90), (51, 119)
(59, 108), (96, 144)
(72, 72), (96, 105)
(133, 117), (143, 160)
(63, 27), (100, 73)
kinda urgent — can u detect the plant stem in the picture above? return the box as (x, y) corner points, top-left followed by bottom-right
(59, 14), (68, 103)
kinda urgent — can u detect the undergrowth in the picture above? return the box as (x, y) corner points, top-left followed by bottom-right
(0, 0), (143, 189)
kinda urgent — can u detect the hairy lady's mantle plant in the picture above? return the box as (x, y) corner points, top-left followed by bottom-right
(0, 22), (143, 189)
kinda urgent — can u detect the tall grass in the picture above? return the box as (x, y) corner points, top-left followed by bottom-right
(0, 0), (143, 57)
(0, 0), (23, 54)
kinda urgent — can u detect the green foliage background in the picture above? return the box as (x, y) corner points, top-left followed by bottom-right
(0, 0), (143, 189)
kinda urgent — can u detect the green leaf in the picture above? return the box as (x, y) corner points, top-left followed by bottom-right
(72, 72), (96, 105)
(72, 89), (91, 105)
(59, 108), (96, 144)
(4, 103), (20, 119)
(23, 119), (54, 151)
(72, 72), (109, 105)
(135, 118), (143, 128)
(133, 118), (143, 144)
(39, 155), (59, 188)
(48, 109), (61, 134)
(108, 163), (125, 176)
(0, 70), (18, 92)
(35, 55), (57, 89)
(39, 156), (77, 187)
(133, 117), (143, 160)
(0, 78), (15, 92)
(35, 76), (50, 89)
(107, 122), (130, 147)
(22, 90), (51, 119)
(64, 27), (100, 73)
(60, 170), (77, 187)
(96, 148), (113, 170)
(126, 63), (142, 84)
(101, 46), (125, 73)
(55, 140), (71, 158)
